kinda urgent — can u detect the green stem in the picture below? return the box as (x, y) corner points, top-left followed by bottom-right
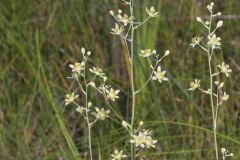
(208, 11), (218, 160)
(208, 53), (218, 160)
(85, 85), (93, 160)
(130, 0), (136, 159)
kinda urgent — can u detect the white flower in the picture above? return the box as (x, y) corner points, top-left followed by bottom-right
(65, 93), (79, 106)
(221, 92), (229, 101)
(111, 149), (127, 160)
(130, 130), (157, 149)
(140, 49), (156, 57)
(146, 6), (159, 17)
(207, 34), (221, 49)
(190, 36), (202, 48)
(152, 66), (168, 83)
(76, 106), (84, 113)
(106, 88), (120, 101)
(117, 13), (133, 26)
(111, 23), (124, 35)
(188, 79), (200, 91)
(217, 62), (232, 77)
(93, 107), (110, 120)
(89, 67), (105, 77)
(69, 62), (85, 74)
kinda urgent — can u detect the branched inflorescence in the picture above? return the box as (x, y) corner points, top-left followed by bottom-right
(65, 48), (120, 160)
(189, 2), (233, 160)
(109, 0), (169, 159)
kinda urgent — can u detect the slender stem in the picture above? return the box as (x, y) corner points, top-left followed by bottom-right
(129, 0), (136, 159)
(85, 85), (93, 160)
(134, 16), (150, 29)
(208, 11), (219, 160)
(82, 62), (93, 160)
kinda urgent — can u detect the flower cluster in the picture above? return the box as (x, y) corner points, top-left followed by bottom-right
(65, 47), (120, 129)
(109, 5), (159, 38)
(122, 121), (157, 149)
(130, 130), (157, 148)
(189, 2), (234, 159)
(192, 2), (223, 50)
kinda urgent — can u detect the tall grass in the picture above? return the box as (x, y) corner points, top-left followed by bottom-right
(0, 0), (239, 159)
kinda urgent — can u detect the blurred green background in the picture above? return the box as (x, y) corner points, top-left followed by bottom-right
(0, 0), (239, 159)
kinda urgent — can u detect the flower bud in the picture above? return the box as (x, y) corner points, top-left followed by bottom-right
(87, 51), (91, 56)
(217, 12), (221, 16)
(88, 102), (92, 107)
(122, 121), (128, 128)
(139, 121), (144, 126)
(89, 82), (95, 87)
(164, 50), (170, 56)
(109, 10), (114, 15)
(81, 47), (86, 55)
(196, 17), (202, 22)
(221, 148), (226, 153)
(216, 20), (223, 28)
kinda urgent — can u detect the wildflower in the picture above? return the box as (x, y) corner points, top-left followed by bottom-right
(69, 62), (85, 74)
(217, 62), (232, 77)
(99, 84), (111, 93)
(188, 79), (200, 91)
(190, 36), (202, 47)
(93, 107), (110, 120)
(106, 88), (120, 101)
(152, 66), (168, 83)
(146, 6), (159, 17)
(65, 93), (79, 105)
(207, 34), (221, 49)
(221, 92), (229, 101)
(111, 149), (127, 160)
(130, 130), (157, 148)
(89, 67), (105, 77)
(140, 49), (156, 57)
(76, 106), (84, 113)
(111, 23), (124, 35)
(117, 13), (133, 26)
